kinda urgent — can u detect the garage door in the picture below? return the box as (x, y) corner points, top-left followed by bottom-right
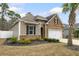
(48, 29), (62, 39)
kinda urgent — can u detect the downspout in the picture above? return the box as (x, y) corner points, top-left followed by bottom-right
(18, 20), (21, 40)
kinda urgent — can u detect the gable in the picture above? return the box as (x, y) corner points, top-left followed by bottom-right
(46, 14), (63, 29)
(21, 12), (35, 22)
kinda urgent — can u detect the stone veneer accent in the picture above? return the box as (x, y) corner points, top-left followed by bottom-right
(20, 35), (41, 39)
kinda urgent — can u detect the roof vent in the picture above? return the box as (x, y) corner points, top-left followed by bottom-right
(27, 12), (31, 14)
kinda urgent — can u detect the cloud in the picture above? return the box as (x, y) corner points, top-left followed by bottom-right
(9, 7), (26, 17)
(9, 7), (24, 12)
(35, 12), (50, 17)
(9, 7), (17, 12)
(49, 7), (63, 14)
(20, 13), (26, 17)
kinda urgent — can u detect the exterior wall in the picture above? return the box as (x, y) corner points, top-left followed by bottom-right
(36, 21), (45, 27)
(45, 24), (48, 38)
(20, 22), (41, 36)
(45, 18), (63, 38)
(20, 22), (41, 39)
(10, 23), (19, 37)
(20, 35), (41, 39)
(63, 29), (69, 38)
(36, 24), (41, 35)
(47, 18), (63, 29)
(36, 21), (46, 38)
(20, 22), (26, 35)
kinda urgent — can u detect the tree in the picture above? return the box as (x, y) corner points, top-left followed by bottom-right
(74, 29), (79, 38)
(62, 3), (79, 46)
(0, 3), (9, 30)
(8, 11), (21, 29)
(0, 3), (21, 30)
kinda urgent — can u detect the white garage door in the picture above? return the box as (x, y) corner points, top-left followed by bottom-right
(48, 29), (62, 39)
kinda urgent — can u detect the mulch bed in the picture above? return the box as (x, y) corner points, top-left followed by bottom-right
(4, 40), (48, 46)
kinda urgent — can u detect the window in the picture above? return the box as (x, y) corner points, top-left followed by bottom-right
(27, 25), (35, 35)
(54, 17), (58, 24)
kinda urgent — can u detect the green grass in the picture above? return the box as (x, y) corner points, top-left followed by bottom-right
(0, 39), (79, 56)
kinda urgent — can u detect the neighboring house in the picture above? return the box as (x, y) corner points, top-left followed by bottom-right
(63, 23), (79, 38)
(63, 24), (69, 38)
(10, 12), (63, 40)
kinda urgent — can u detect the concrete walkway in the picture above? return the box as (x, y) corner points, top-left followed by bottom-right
(60, 39), (79, 45)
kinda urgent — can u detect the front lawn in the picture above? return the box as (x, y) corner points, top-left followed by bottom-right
(0, 41), (79, 56)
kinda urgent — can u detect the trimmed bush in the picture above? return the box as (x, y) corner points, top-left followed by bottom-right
(30, 38), (41, 41)
(17, 39), (32, 44)
(43, 38), (59, 43)
(43, 38), (48, 41)
(35, 38), (41, 41)
(7, 37), (17, 43)
(7, 38), (11, 40)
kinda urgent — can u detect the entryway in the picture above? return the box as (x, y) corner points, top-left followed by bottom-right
(41, 27), (45, 38)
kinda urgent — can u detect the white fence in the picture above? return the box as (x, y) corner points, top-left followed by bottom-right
(0, 31), (13, 38)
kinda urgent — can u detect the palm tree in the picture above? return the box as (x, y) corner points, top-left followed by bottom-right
(0, 3), (21, 30)
(62, 3), (79, 46)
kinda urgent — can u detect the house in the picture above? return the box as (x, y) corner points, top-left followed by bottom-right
(10, 12), (63, 40)
(63, 24), (69, 38)
(63, 23), (79, 38)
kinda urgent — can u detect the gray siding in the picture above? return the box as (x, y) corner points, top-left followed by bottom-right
(10, 23), (19, 37)
(20, 22), (26, 35)
(20, 22), (41, 36)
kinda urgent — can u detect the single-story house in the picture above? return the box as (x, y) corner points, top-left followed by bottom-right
(63, 23), (79, 38)
(10, 12), (63, 40)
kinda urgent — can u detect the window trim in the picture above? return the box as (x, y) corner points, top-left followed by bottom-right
(27, 25), (35, 35)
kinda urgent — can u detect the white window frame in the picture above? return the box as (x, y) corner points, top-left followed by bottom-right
(28, 25), (35, 35)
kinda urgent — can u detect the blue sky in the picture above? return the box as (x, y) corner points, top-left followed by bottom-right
(7, 3), (79, 24)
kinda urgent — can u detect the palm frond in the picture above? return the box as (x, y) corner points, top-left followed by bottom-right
(71, 3), (79, 10)
(62, 3), (70, 13)
(62, 3), (79, 13)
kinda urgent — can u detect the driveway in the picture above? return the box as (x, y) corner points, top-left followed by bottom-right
(60, 39), (79, 45)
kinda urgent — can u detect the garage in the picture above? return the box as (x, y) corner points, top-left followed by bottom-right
(48, 29), (62, 39)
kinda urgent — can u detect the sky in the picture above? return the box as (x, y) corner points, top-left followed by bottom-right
(1, 3), (79, 24)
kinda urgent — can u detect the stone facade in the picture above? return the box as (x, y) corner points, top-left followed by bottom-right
(20, 35), (41, 39)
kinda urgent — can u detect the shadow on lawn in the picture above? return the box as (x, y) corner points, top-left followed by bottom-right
(65, 45), (79, 51)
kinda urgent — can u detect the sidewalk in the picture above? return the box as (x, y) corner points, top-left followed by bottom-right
(60, 39), (79, 45)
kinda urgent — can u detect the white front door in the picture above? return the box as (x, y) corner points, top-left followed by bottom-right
(48, 29), (62, 39)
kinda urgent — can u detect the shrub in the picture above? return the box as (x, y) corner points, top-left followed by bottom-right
(35, 38), (41, 40)
(7, 38), (11, 40)
(17, 39), (32, 44)
(30, 38), (41, 41)
(25, 40), (32, 44)
(43, 38), (59, 43)
(7, 37), (17, 43)
(43, 38), (48, 41)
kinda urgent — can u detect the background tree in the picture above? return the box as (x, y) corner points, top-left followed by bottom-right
(0, 3), (21, 30)
(62, 3), (79, 46)
(7, 11), (21, 29)
(0, 3), (9, 30)
(74, 29), (79, 38)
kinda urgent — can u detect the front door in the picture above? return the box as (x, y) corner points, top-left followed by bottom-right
(41, 27), (43, 38)
(41, 27), (45, 38)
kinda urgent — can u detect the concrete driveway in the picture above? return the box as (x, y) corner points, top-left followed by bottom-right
(60, 39), (79, 45)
